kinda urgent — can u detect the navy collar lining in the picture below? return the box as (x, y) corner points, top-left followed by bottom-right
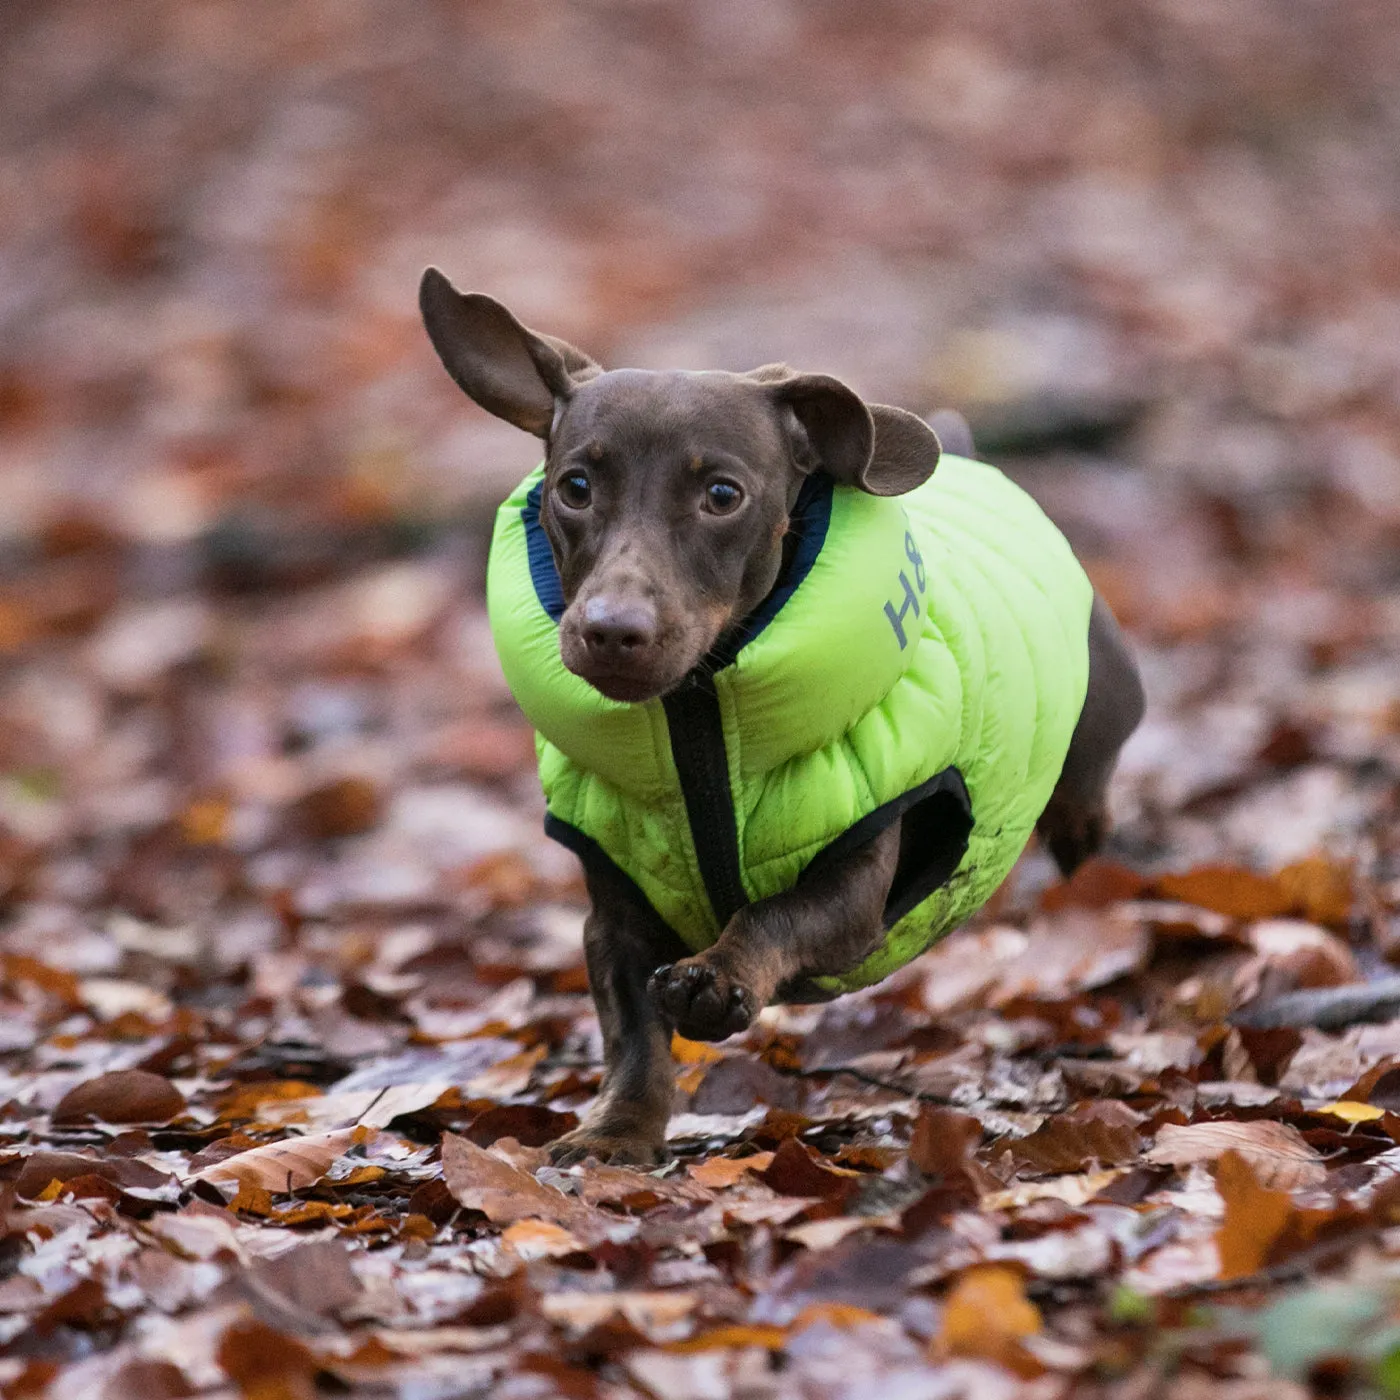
(519, 473), (835, 672)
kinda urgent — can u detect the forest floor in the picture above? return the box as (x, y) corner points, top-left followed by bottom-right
(3, 2), (1400, 1396)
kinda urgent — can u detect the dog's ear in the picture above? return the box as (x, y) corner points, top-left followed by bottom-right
(864, 404), (943, 495)
(763, 370), (941, 496)
(419, 268), (599, 437)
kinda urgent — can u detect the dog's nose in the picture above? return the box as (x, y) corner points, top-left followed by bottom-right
(581, 596), (657, 659)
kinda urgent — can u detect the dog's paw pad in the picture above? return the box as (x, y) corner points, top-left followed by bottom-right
(648, 961), (757, 1042)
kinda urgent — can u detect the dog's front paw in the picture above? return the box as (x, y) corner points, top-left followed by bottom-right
(547, 1127), (666, 1167)
(648, 960), (757, 1042)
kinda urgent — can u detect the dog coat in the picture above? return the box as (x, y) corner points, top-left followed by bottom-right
(487, 454), (1093, 994)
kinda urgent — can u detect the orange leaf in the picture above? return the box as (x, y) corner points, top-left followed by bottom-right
(1214, 1150), (1293, 1280)
(215, 1081), (325, 1122)
(671, 1033), (726, 1065)
(229, 1179), (274, 1216)
(937, 1265), (1043, 1376)
(501, 1219), (585, 1258)
(792, 1303), (885, 1331)
(686, 1153), (775, 1189)
(667, 1323), (789, 1353)
(3, 953), (81, 1005)
(179, 796), (231, 846)
(1277, 856), (1352, 926)
(1154, 865), (1292, 920)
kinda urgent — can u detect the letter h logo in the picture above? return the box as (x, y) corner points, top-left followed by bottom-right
(884, 530), (927, 650)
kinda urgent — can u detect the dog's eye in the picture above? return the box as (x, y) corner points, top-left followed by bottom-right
(556, 472), (592, 509)
(704, 480), (744, 515)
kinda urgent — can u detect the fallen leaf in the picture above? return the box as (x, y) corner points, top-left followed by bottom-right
(759, 1137), (861, 1203)
(687, 1152), (775, 1188)
(1276, 857), (1352, 927)
(439, 1131), (613, 1240)
(672, 1034), (726, 1065)
(785, 1217), (881, 1250)
(216, 1319), (318, 1392)
(1007, 1101), (1142, 1175)
(1145, 1120), (1326, 1188)
(247, 1238), (362, 1320)
(936, 1264), (1043, 1377)
(501, 1219), (584, 1259)
(981, 1169), (1125, 1212)
(1154, 865), (1294, 921)
(52, 1069), (186, 1125)
(1317, 1100), (1385, 1123)
(540, 1290), (697, 1340)
(293, 775), (385, 839)
(1214, 1149), (1294, 1280)
(191, 1128), (361, 1194)
(15, 1149), (176, 1199)
(667, 1323), (789, 1353)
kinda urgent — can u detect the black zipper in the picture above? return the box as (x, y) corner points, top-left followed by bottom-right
(656, 475), (835, 931)
(661, 672), (749, 929)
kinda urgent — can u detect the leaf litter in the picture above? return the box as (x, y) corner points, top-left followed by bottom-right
(3, 2), (1400, 1397)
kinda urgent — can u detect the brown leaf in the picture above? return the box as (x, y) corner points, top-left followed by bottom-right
(575, 1163), (711, 1211)
(439, 1132), (611, 1239)
(1214, 1149), (1294, 1280)
(293, 776), (384, 839)
(103, 1359), (194, 1400)
(1007, 1101), (1143, 1175)
(192, 1128), (361, 1194)
(1245, 919), (1358, 988)
(909, 1105), (982, 1177)
(249, 1239), (362, 1320)
(1040, 858), (1147, 912)
(908, 1105), (1000, 1201)
(759, 1137), (861, 1203)
(15, 1149), (174, 1199)
(217, 1319), (318, 1394)
(52, 1069), (186, 1125)
(1145, 1120), (1326, 1189)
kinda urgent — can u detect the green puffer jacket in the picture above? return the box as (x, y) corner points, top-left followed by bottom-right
(487, 455), (1093, 995)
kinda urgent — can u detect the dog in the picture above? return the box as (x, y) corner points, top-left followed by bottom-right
(420, 267), (1145, 1164)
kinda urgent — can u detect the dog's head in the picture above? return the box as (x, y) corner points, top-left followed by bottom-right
(421, 268), (943, 703)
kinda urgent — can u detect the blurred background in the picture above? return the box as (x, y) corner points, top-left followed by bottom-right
(1, 0), (1398, 945)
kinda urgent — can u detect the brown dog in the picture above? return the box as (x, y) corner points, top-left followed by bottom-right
(421, 268), (1145, 1164)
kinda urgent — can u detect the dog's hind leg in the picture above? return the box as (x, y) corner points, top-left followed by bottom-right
(1036, 592), (1145, 877)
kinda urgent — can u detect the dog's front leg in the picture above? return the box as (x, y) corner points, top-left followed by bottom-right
(550, 865), (686, 1165)
(648, 823), (901, 1042)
